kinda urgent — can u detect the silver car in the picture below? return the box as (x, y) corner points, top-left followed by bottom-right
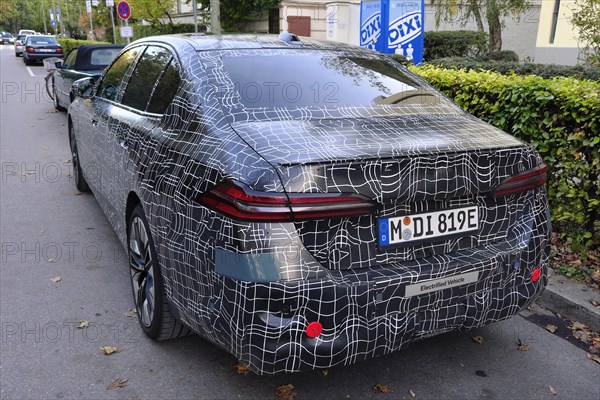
(14, 34), (27, 57)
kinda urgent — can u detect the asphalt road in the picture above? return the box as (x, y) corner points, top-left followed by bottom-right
(1, 43), (599, 400)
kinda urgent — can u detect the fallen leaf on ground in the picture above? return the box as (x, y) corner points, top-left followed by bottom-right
(590, 300), (600, 308)
(471, 335), (484, 344)
(107, 378), (128, 390)
(125, 308), (137, 317)
(549, 386), (557, 395)
(409, 389), (416, 397)
(571, 321), (587, 331)
(64, 159), (72, 164)
(100, 346), (119, 355)
(372, 384), (391, 393)
(587, 353), (600, 364)
(234, 362), (250, 375)
(591, 270), (600, 284)
(545, 324), (557, 333)
(275, 384), (297, 400)
(47, 258), (56, 263)
(591, 337), (600, 347)
(564, 253), (577, 261)
(322, 368), (329, 376)
(51, 276), (61, 283)
(74, 192), (84, 196)
(78, 320), (89, 329)
(517, 339), (529, 351)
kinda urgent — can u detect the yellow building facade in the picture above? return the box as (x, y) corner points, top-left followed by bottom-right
(535, 0), (586, 64)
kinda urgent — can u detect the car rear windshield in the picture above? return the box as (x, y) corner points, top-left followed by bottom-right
(28, 37), (57, 44)
(89, 48), (122, 67)
(221, 52), (424, 110)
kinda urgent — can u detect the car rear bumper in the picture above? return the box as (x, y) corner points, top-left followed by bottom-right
(24, 53), (63, 61)
(176, 224), (549, 374)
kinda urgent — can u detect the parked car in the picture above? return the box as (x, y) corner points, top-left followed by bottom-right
(52, 44), (125, 111)
(13, 34), (27, 56)
(68, 34), (550, 375)
(22, 35), (63, 65)
(1, 32), (14, 45)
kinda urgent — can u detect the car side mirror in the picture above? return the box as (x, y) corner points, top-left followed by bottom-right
(55, 61), (63, 69)
(72, 77), (95, 99)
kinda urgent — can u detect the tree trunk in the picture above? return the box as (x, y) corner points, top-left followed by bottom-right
(210, 0), (221, 34)
(469, 0), (485, 32)
(486, 0), (502, 51)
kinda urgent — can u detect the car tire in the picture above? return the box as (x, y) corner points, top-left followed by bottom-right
(23, 56), (31, 65)
(53, 79), (66, 111)
(68, 124), (90, 192)
(127, 204), (190, 341)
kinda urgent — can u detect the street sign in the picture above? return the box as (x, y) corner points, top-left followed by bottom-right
(117, 1), (131, 20)
(85, 0), (92, 13)
(120, 26), (133, 38)
(51, 20), (56, 27)
(106, 0), (114, 6)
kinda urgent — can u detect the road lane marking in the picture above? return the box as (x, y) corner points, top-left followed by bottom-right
(26, 66), (35, 77)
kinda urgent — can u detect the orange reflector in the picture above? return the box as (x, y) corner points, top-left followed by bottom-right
(306, 321), (323, 338)
(531, 268), (541, 282)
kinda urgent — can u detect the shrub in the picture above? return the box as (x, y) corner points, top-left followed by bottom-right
(412, 65), (600, 245)
(423, 31), (488, 61)
(57, 38), (108, 55)
(105, 23), (197, 43)
(486, 50), (519, 62)
(428, 58), (600, 81)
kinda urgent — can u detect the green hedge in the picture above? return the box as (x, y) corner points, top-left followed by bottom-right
(428, 58), (600, 81)
(424, 31), (488, 61)
(105, 23), (197, 43)
(487, 50), (519, 62)
(412, 65), (600, 245)
(57, 38), (109, 54)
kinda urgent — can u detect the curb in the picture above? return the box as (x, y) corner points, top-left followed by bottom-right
(536, 268), (600, 331)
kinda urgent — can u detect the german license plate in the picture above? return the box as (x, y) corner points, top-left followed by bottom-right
(39, 49), (54, 52)
(379, 206), (478, 246)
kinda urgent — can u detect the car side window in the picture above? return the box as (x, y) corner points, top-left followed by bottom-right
(63, 49), (77, 69)
(97, 47), (142, 102)
(146, 59), (181, 114)
(121, 46), (172, 111)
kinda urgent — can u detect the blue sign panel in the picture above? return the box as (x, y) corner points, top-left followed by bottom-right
(360, 0), (424, 64)
(359, 0), (383, 52)
(388, 0), (423, 64)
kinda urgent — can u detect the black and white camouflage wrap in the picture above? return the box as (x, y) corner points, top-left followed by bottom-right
(69, 34), (551, 374)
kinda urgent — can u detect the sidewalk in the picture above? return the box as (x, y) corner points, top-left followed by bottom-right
(537, 268), (600, 330)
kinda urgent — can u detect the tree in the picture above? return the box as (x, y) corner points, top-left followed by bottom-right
(129, 0), (177, 26)
(199, 0), (279, 32)
(570, 0), (600, 66)
(434, 0), (530, 52)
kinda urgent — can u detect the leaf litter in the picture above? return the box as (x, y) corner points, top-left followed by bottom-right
(107, 378), (128, 390)
(275, 384), (297, 400)
(100, 346), (120, 355)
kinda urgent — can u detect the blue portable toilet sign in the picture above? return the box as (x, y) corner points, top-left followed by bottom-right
(360, 0), (424, 64)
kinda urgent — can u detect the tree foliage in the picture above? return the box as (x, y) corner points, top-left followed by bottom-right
(570, 0), (600, 66)
(433, 0), (530, 52)
(129, 0), (177, 26)
(199, 0), (280, 32)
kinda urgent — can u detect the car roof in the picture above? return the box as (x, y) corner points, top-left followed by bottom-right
(131, 33), (370, 54)
(72, 44), (126, 70)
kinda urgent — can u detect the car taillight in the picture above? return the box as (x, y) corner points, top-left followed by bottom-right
(26, 47), (35, 53)
(493, 164), (547, 197)
(198, 181), (377, 221)
(57, 48), (63, 53)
